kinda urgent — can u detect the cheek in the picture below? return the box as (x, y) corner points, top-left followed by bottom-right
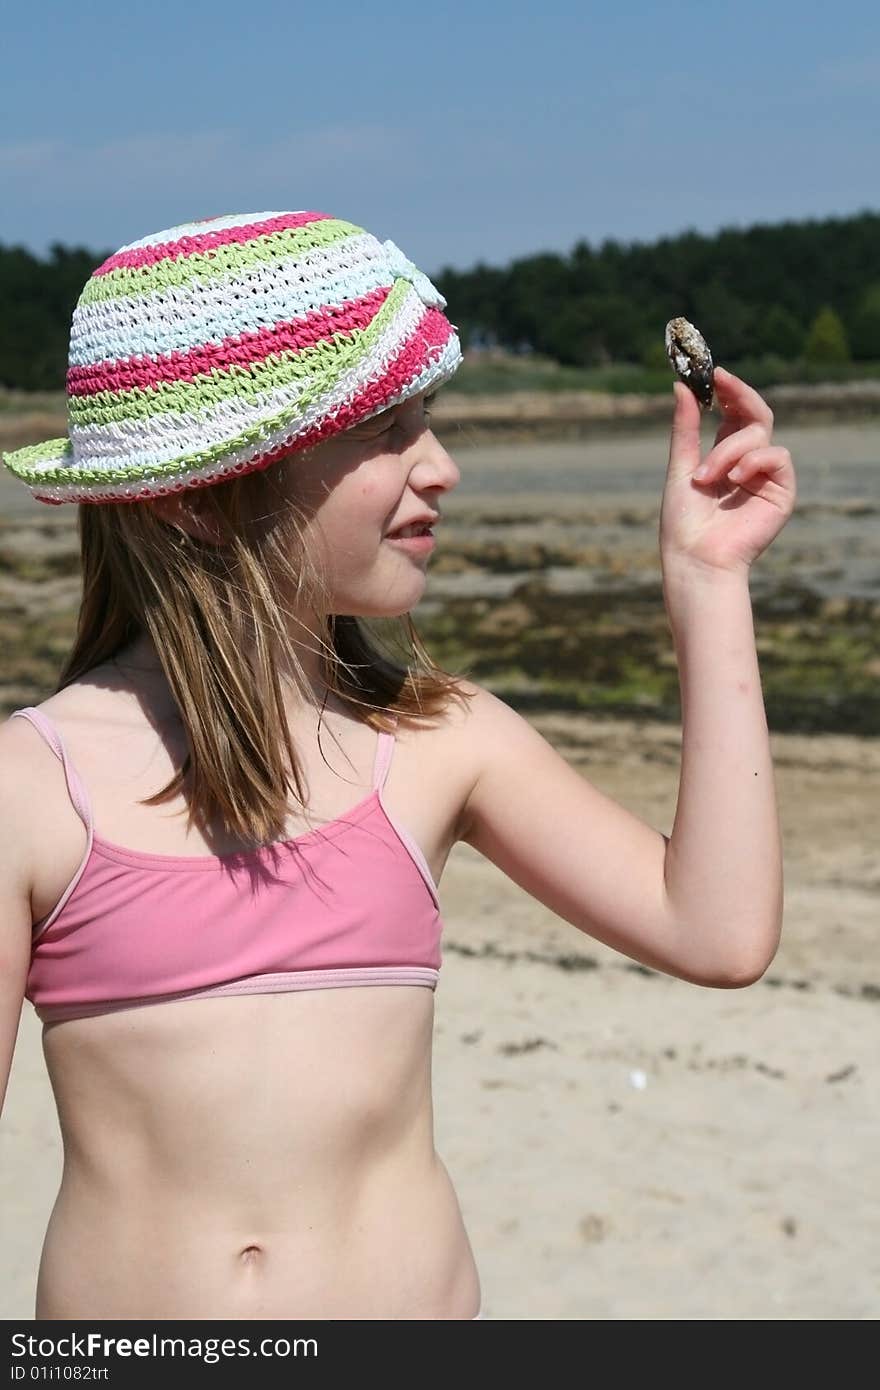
(354, 472), (401, 533)
(309, 463), (401, 561)
(315, 496), (382, 568)
(359, 471), (396, 508)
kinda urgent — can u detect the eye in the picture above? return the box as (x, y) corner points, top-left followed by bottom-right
(353, 412), (395, 439)
(352, 394), (436, 443)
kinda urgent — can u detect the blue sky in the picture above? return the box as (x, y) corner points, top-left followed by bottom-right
(2, 0), (878, 275)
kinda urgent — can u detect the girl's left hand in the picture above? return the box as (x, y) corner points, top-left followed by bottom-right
(659, 366), (797, 579)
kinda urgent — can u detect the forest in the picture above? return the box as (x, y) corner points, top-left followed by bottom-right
(1, 210), (879, 391)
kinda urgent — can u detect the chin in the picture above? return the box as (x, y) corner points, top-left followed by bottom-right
(372, 599), (423, 619)
(337, 592), (425, 621)
(335, 570), (428, 620)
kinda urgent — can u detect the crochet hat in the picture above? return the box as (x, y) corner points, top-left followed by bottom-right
(1, 211), (462, 506)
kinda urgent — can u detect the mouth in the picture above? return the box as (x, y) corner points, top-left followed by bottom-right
(384, 526), (436, 553)
(385, 522), (436, 540)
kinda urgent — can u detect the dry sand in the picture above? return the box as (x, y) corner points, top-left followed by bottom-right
(1, 422), (878, 1321)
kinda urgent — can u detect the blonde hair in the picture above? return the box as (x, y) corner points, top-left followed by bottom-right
(54, 453), (474, 848)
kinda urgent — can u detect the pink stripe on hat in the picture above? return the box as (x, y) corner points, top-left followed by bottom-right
(244, 307), (454, 464)
(66, 286), (393, 397)
(94, 211), (332, 276)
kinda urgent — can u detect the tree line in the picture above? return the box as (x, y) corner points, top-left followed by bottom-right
(1, 211), (879, 390)
(434, 210), (880, 369)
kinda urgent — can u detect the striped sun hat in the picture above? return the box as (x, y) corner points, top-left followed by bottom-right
(1, 211), (462, 505)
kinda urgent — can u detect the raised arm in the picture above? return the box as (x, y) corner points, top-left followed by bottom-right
(0, 720), (37, 1116)
(458, 368), (796, 988)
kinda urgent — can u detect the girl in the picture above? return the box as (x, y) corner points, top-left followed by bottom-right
(0, 210), (796, 1320)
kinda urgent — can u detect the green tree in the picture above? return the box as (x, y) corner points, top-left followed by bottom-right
(542, 300), (607, 366)
(849, 284), (880, 360)
(691, 279), (754, 361)
(750, 305), (804, 359)
(8, 212), (880, 388)
(641, 340), (669, 369)
(804, 306), (850, 364)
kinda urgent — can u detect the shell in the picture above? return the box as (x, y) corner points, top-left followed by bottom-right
(664, 317), (714, 408)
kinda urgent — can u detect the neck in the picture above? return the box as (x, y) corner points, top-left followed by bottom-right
(113, 634), (336, 715)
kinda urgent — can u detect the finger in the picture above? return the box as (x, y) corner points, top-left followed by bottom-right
(668, 381), (703, 476)
(693, 422), (772, 481)
(713, 366), (775, 434)
(727, 446), (796, 494)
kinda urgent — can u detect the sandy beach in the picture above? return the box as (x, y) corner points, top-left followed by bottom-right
(1, 419), (878, 1320)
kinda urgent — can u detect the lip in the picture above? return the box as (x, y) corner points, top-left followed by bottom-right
(384, 532), (437, 555)
(386, 514), (440, 535)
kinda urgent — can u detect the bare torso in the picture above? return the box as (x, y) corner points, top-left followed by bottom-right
(18, 667), (482, 1319)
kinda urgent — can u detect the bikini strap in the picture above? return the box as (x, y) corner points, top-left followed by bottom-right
(8, 707), (95, 835)
(371, 715), (399, 792)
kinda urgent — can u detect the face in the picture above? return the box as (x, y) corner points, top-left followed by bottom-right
(283, 391), (461, 618)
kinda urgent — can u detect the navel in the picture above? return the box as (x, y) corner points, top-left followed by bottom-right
(238, 1243), (265, 1266)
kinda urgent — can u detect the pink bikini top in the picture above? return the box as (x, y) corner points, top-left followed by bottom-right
(12, 707), (443, 1024)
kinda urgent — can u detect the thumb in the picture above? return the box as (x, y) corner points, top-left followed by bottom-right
(667, 381), (703, 481)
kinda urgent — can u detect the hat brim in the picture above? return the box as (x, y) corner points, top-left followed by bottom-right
(2, 296), (461, 506)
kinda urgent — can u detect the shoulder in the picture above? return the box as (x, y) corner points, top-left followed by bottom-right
(0, 687), (89, 773)
(0, 687), (96, 890)
(442, 679), (532, 756)
(0, 704), (56, 788)
(0, 710), (52, 911)
(447, 680), (640, 863)
(386, 678), (528, 845)
(426, 679), (551, 843)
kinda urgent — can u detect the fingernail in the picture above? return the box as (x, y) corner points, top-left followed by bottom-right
(693, 465), (709, 481)
(729, 466), (743, 482)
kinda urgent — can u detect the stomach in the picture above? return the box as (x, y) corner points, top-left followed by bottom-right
(37, 987), (481, 1320)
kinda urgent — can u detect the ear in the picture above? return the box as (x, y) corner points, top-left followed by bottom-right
(149, 490), (226, 545)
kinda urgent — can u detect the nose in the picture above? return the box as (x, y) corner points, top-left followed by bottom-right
(408, 428), (461, 496)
